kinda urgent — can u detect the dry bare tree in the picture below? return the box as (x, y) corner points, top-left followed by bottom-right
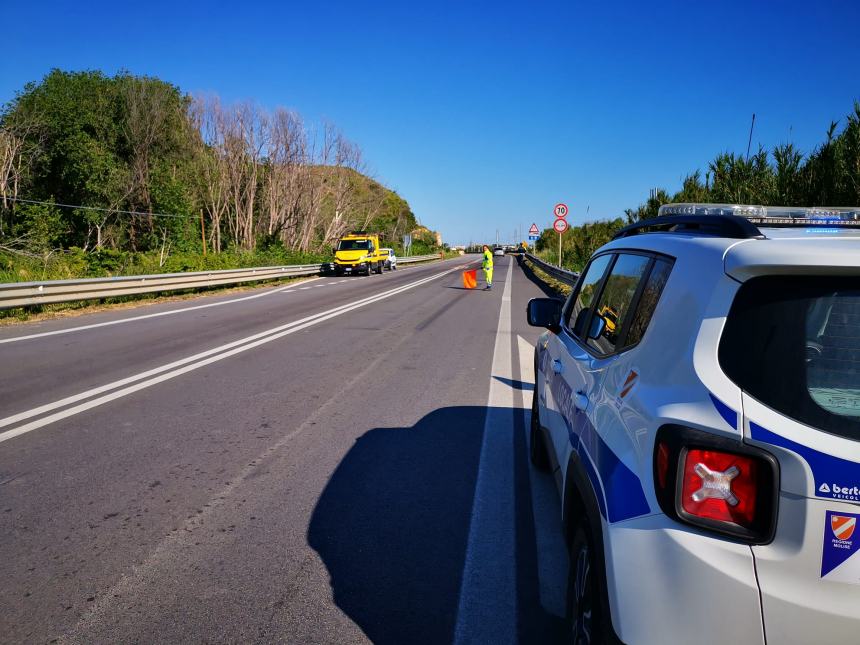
(221, 102), (267, 250)
(190, 96), (230, 253)
(0, 117), (44, 234)
(263, 108), (306, 244)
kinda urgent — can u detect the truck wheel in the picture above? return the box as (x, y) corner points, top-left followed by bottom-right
(530, 389), (550, 471)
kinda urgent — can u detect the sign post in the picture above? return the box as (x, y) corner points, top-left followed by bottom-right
(553, 203), (569, 267)
(527, 223), (540, 248)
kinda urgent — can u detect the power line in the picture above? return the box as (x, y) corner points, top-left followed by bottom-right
(5, 197), (189, 219)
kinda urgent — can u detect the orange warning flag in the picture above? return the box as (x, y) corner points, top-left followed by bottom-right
(462, 269), (477, 289)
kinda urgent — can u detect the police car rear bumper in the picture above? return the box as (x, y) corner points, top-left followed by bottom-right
(604, 514), (765, 644)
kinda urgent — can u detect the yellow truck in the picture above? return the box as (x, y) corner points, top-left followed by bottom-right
(333, 232), (386, 276)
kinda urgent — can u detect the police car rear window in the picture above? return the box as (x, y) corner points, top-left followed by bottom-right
(719, 276), (860, 440)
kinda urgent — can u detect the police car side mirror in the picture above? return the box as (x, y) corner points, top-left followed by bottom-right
(527, 298), (561, 331)
(588, 315), (607, 340)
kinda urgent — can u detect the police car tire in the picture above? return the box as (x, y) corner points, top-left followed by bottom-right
(567, 520), (606, 645)
(530, 391), (550, 472)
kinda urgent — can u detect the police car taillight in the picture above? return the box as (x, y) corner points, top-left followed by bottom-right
(680, 449), (758, 527)
(654, 426), (779, 544)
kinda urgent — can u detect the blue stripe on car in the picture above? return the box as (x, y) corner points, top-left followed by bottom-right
(750, 422), (860, 502)
(708, 393), (738, 430)
(549, 370), (650, 523)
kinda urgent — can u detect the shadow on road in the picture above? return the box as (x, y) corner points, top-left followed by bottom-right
(308, 406), (483, 644)
(308, 405), (565, 644)
(492, 375), (535, 391)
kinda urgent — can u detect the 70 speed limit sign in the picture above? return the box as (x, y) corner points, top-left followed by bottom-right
(554, 203), (569, 219)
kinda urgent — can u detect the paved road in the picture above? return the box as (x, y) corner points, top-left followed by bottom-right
(0, 256), (569, 644)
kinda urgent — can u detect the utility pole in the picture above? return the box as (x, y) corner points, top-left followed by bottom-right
(746, 113), (756, 160)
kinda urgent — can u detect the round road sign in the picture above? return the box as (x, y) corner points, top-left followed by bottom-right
(553, 218), (569, 233)
(554, 203), (569, 219)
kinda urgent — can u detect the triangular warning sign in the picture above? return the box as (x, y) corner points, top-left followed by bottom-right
(820, 483), (831, 493)
(528, 223), (539, 235)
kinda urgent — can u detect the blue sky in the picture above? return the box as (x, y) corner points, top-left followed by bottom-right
(2, 1), (858, 245)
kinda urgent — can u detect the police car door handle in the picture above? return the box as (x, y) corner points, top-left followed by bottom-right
(551, 360), (563, 374)
(574, 391), (589, 412)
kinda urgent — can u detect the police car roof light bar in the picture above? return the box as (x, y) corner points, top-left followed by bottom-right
(659, 203), (860, 227)
(612, 214), (763, 241)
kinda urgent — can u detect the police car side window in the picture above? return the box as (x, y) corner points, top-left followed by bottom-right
(564, 254), (613, 336)
(624, 258), (673, 348)
(586, 253), (651, 355)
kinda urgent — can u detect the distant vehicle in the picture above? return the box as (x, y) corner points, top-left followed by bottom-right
(527, 203), (860, 643)
(493, 247), (505, 257)
(333, 232), (385, 276)
(381, 248), (397, 271)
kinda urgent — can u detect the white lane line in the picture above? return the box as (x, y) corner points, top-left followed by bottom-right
(0, 267), (459, 444)
(0, 278), (322, 345)
(518, 334), (568, 618)
(454, 259), (518, 645)
(299, 287), (311, 290)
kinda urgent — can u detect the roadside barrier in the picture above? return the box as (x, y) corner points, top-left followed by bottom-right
(522, 253), (579, 287)
(0, 254), (441, 309)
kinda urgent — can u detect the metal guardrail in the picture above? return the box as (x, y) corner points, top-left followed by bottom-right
(0, 253), (442, 309)
(390, 254), (441, 265)
(523, 253), (580, 286)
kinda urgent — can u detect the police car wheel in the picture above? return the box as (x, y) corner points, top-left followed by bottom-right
(567, 521), (601, 645)
(530, 390), (550, 471)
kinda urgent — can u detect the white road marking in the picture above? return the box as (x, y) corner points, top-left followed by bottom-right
(0, 278), (322, 345)
(519, 334), (568, 618)
(0, 267), (459, 444)
(299, 287), (311, 290)
(454, 259), (519, 645)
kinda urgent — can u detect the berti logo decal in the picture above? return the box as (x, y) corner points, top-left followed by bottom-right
(820, 483), (831, 493)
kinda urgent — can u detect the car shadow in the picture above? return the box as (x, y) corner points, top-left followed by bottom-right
(307, 406), (565, 644)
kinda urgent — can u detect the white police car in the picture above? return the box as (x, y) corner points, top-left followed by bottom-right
(527, 204), (860, 644)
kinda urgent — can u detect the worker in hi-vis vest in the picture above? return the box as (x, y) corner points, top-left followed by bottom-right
(482, 245), (494, 290)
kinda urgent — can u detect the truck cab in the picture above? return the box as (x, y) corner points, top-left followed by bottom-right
(334, 233), (385, 276)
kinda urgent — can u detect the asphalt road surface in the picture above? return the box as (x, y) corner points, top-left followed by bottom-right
(0, 255), (570, 644)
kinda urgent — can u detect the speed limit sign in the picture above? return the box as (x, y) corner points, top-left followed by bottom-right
(553, 218), (569, 233)
(554, 203), (569, 219)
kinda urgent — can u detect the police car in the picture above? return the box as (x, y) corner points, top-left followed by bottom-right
(526, 204), (860, 644)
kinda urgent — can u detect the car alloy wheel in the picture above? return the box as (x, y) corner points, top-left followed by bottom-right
(530, 389), (550, 471)
(568, 523), (596, 645)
